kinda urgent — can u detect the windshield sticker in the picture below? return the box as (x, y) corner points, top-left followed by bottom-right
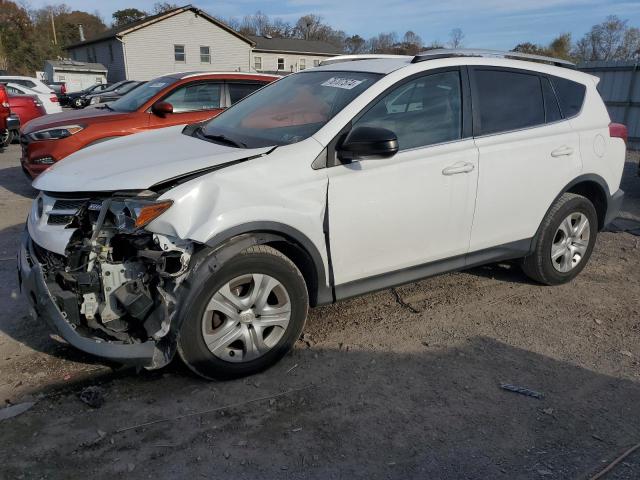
(148, 82), (168, 88)
(321, 77), (365, 90)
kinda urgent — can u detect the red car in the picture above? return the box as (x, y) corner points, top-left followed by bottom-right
(0, 85), (20, 148)
(9, 94), (46, 126)
(20, 72), (278, 178)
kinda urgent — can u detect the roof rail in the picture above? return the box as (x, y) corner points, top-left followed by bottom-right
(411, 48), (576, 68)
(319, 54), (410, 66)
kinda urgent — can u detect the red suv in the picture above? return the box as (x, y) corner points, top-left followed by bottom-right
(20, 72), (278, 177)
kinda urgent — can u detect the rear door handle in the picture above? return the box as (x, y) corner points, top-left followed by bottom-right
(551, 146), (574, 157)
(442, 162), (475, 176)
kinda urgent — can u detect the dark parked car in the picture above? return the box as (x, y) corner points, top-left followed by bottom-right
(63, 82), (114, 108)
(71, 80), (133, 108)
(86, 81), (144, 106)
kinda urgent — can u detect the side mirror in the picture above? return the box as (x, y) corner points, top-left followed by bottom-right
(337, 126), (399, 162)
(152, 101), (173, 117)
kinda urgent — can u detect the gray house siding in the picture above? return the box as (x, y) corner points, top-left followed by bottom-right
(253, 51), (334, 73)
(69, 40), (127, 83)
(123, 10), (251, 80)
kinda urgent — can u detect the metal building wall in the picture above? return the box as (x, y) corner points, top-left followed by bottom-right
(579, 61), (640, 150)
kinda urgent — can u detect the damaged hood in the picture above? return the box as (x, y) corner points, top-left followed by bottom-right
(32, 125), (274, 192)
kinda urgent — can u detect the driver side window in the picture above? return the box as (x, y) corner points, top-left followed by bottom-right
(353, 71), (462, 151)
(163, 81), (222, 113)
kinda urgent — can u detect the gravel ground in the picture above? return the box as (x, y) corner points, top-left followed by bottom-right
(0, 145), (638, 480)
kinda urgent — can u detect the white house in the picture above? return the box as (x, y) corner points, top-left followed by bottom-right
(44, 60), (107, 92)
(65, 6), (255, 82)
(248, 35), (342, 74)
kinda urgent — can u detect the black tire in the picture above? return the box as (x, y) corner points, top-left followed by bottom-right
(522, 192), (598, 285)
(73, 98), (84, 109)
(0, 129), (13, 148)
(177, 245), (308, 380)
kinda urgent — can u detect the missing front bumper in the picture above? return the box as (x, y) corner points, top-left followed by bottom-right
(18, 231), (160, 367)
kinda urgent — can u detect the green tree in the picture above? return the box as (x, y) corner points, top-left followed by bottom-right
(112, 8), (147, 27)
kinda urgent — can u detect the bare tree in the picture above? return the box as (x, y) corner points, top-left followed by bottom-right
(448, 28), (464, 48)
(152, 2), (178, 14)
(344, 35), (367, 54)
(573, 15), (640, 61)
(368, 32), (399, 54)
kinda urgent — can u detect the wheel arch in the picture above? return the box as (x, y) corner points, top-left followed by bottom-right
(532, 173), (610, 251)
(204, 222), (332, 307)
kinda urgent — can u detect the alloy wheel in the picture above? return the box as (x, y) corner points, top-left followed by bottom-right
(551, 212), (590, 273)
(201, 273), (291, 363)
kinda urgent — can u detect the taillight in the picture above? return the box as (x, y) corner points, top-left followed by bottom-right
(50, 96), (59, 102)
(609, 123), (628, 145)
(60, 83), (66, 94)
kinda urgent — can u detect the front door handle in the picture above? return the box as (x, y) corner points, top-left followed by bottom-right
(442, 162), (475, 176)
(551, 146), (574, 157)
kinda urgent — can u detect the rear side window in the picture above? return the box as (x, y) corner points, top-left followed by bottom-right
(550, 76), (586, 118)
(474, 69), (544, 135)
(228, 83), (264, 105)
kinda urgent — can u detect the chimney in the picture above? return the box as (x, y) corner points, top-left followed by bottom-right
(78, 24), (85, 42)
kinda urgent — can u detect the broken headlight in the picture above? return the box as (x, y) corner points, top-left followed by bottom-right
(110, 198), (173, 233)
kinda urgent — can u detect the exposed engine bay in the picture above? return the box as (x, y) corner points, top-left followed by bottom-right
(33, 192), (195, 347)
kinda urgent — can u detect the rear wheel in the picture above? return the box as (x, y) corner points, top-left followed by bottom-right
(0, 129), (13, 148)
(177, 245), (308, 380)
(522, 193), (598, 285)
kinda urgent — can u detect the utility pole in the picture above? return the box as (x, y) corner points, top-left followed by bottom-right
(50, 11), (57, 45)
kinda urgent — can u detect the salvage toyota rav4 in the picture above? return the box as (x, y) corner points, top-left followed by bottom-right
(20, 50), (627, 379)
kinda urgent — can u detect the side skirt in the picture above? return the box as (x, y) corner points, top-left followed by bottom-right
(334, 238), (533, 301)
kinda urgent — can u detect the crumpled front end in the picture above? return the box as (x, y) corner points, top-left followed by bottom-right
(19, 191), (195, 368)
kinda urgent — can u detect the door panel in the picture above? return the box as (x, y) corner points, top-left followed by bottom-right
(470, 123), (581, 251)
(468, 67), (582, 252)
(328, 140), (479, 285)
(327, 69), (477, 285)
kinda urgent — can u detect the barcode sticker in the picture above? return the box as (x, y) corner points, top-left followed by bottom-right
(321, 77), (364, 90)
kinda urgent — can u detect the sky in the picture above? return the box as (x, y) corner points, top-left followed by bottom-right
(23, 0), (640, 49)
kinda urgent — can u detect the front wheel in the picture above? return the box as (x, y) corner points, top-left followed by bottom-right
(522, 192), (598, 285)
(73, 98), (84, 109)
(177, 245), (309, 380)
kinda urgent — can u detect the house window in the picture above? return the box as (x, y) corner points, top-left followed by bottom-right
(91, 46), (97, 63)
(277, 58), (285, 70)
(71, 50), (77, 60)
(299, 58), (306, 70)
(96, 77), (103, 84)
(254, 56), (262, 71)
(174, 45), (186, 62)
(313, 59), (320, 67)
(58, 75), (65, 81)
(200, 46), (211, 63)
(109, 43), (114, 62)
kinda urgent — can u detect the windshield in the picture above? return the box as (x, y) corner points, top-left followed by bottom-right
(109, 77), (174, 112)
(200, 71), (381, 148)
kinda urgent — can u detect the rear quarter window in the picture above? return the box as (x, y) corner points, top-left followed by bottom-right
(549, 76), (586, 118)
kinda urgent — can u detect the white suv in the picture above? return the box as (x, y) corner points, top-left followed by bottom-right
(19, 50), (627, 379)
